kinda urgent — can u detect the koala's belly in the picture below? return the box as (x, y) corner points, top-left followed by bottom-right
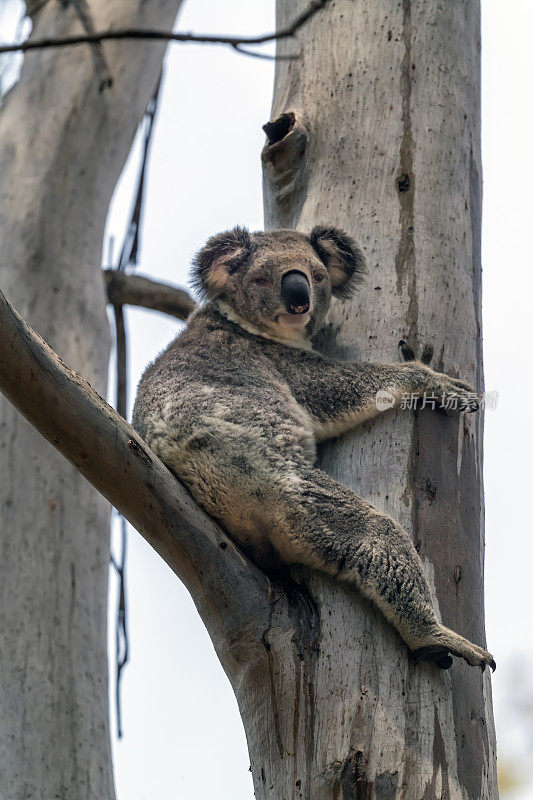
(151, 383), (316, 466)
(145, 385), (315, 551)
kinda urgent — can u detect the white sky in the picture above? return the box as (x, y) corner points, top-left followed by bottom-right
(2, 1), (533, 798)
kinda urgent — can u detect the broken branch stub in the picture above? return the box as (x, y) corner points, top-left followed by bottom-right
(103, 269), (196, 320)
(262, 110), (308, 229)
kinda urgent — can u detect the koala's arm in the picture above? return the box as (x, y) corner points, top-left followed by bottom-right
(277, 351), (477, 441)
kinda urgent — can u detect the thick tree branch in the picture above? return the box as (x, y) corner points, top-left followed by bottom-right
(0, 0), (330, 57)
(104, 269), (196, 320)
(0, 287), (269, 656)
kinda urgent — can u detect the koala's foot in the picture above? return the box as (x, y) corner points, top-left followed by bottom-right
(413, 625), (496, 672)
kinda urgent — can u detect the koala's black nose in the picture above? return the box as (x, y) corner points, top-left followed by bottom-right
(281, 271), (310, 315)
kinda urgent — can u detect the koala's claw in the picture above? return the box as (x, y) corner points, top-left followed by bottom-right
(463, 648), (496, 672)
(398, 340), (434, 366)
(398, 339), (416, 362)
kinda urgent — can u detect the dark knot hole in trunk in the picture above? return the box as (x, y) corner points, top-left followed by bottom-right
(263, 112), (296, 145)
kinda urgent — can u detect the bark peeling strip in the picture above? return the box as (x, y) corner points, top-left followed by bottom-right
(395, 0), (419, 355)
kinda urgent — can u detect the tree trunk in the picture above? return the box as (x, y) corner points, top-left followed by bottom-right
(0, 1), (182, 796)
(231, 1), (497, 797)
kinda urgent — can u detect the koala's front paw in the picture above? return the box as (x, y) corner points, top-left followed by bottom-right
(398, 340), (479, 413)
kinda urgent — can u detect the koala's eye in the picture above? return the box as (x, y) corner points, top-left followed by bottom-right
(312, 272), (325, 283)
(253, 276), (271, 286)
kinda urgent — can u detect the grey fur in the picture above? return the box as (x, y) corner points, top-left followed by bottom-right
(133, 227), (495, 672)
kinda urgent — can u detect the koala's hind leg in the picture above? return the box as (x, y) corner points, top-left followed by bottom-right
(276, 466), (495, 672)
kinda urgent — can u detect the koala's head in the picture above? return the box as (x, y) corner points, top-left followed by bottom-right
(191, 226), (366, 343)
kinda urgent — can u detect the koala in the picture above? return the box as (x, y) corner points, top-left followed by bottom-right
(132, 226), (495, 672)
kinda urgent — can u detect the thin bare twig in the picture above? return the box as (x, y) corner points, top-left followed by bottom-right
(0, 0), (330, 57)
(111, 300), (128, 740)
(117, 72), (162, 270)
(230, 45), (294, 62)
(109, 71), (164, 739)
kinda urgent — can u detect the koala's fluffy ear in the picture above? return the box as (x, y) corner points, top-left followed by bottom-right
(191, 227), (251, 300)
(309, 226), (367, 298)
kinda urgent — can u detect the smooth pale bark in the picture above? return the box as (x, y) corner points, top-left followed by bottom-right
(0, 1), (182, 796)
(235, 1), (496, 798)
